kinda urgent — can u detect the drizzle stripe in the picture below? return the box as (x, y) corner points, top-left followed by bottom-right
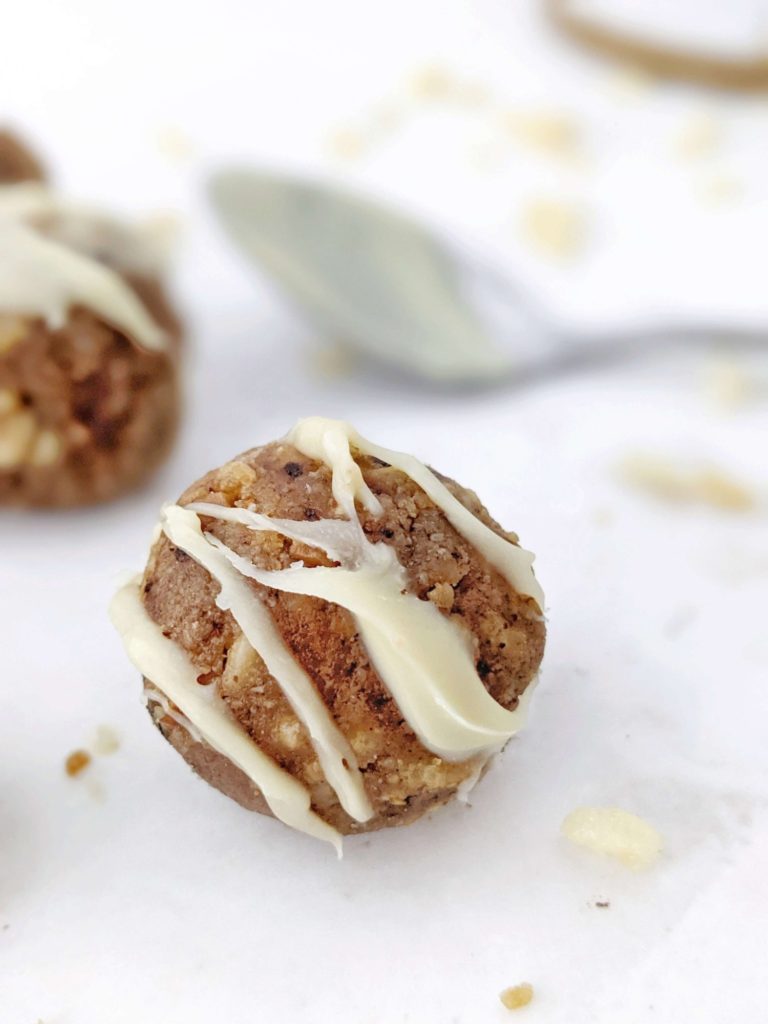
(286, 418), (544, 609)
(109, 576), (342, 851)
(162, 505), (373, 823)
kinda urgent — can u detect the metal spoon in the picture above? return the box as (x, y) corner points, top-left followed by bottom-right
(208, 168), (766, 384)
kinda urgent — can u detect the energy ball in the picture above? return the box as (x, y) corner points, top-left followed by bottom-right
(111, 418), (546, 851)
(0, 136), (181, 507)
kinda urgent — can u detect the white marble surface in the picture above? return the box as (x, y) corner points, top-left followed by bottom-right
(1, 2), (767, 1022)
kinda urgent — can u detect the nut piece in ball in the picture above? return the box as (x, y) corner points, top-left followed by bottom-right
(0, 129), (46, 185)
(111, 418), (546, 850)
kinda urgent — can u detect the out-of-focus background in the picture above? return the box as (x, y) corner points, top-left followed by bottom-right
(2, 2), (767, 1023)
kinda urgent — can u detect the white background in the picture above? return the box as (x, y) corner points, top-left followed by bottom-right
(1, 2), (767, 1022)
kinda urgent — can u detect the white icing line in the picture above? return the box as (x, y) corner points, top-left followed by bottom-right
(0, 223), (167, 352)
(286, 417), (544, 609)
(109, 577), (342, 852)
(0, 182), (167, 352)
(143, 683), (203, 743)
(190, 502), (529, 760)
(187, 502), (363, 566)
(0, 182), (169, 276)
(284, 418), (382, 517)
(161, 505), (373, 824)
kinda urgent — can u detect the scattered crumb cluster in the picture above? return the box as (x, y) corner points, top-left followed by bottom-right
(328, 62), (583, 167)
(561, 805), (663, 870)
(64, 725), (120, 779)
(324, 62), (591, 262)
(519, 198), (587, 262)
(618, 453), (756, 512)
(325, 56), (749, 269)
(500, 982), (534, 1011)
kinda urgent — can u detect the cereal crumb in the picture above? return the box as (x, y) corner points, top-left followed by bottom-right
(674, 113), (721, 159)
(520, 198), (587, 261)
(505, 110), (581, 160)
(500, 983), (534, 1010)
(700, 357), (754, 409)
(407, 63), (457, 100)
(155, 125), (196, 163)
(92, 724), (120, 756)
(619, 453), (756, 511)
(698, 173), (742, 205)
(562, 806), (663, 870)
(326, 128), (367, 161)
(65, 750), (91, 777)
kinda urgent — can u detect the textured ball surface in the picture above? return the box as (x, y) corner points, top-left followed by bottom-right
(140, 439), (545, 834)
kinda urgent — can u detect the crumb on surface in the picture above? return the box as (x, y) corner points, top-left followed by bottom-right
(406, 63), (458, 100)
(504, 110), (581, 160)
(594, 899), (611, 908)
(618, 453), (756, 511)
(698, 173), (742, 205)
(562, 806), (663, 870)
(92, 724), (120, 756)
(500, 983), (534, 1010)
(326, 127), (367, 161)
(405, 63), (489, 106)
(154, 125), (196, 163)
(673, 113), (721, 159)
(700, 356), (754, 409)
(65, 749), (91, 777)
(520, 198), (587, 262)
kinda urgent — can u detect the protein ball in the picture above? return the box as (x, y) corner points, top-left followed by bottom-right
(111, 418), (546, 850)
(0, 144), (182, 507)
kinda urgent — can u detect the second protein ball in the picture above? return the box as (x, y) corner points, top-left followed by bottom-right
(0, 133), (182, 507)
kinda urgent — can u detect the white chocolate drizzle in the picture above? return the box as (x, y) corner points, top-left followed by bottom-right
(143, 683), (203, 743)
(286, 417), (545, 608)
(0, 183), (167, 352)
(186, 502), (528, 759)
(161, 504), (373, 824)
(0, 183), (172, 276)
(110, 577), (342, 853)
(111, 418), (544, 849)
